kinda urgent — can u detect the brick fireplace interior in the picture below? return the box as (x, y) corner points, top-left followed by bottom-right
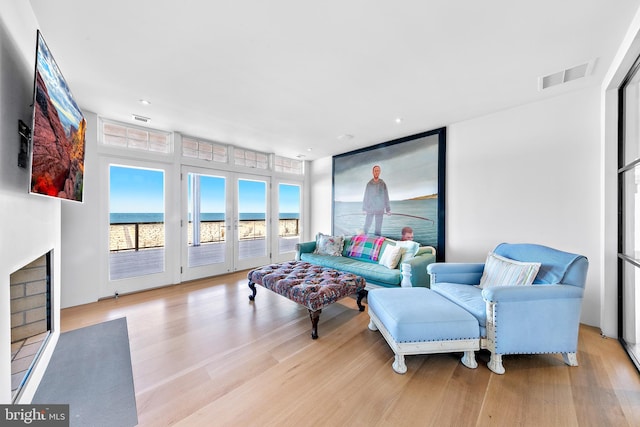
(10, 252), (51, 401)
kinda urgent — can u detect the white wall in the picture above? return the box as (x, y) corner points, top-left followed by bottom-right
(308, 156), (333, 241)
(0, 0), (61, 403)
(310, 86), (603, 327)
(60, 112), (101, 307)
(449, 87), (602, 327)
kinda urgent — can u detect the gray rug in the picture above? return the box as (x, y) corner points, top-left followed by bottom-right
(32, 317), (138, 427)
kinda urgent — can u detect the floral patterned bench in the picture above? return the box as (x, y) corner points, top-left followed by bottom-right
(248, 261), (367, 339)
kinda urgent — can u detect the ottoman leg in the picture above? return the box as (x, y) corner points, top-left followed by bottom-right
(309, 309), (322, 339)
(356, 289), (367, 311)
(392, 354), (407, 374)
(461, 351), (478, 369)
(248, 281), (257, 301)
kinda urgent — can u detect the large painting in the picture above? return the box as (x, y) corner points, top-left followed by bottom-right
(332, 127), (446, 261)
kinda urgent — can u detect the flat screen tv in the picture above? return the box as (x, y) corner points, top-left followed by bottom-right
(29, 30), (86, 202)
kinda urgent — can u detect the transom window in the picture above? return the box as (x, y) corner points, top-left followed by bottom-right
(274, 155), (304, 175)
(182, 137), (228, 163)
(101, 120), (171, 154)
(234, 148), (268, 169)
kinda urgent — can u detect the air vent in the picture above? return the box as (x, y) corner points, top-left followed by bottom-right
(539, 60), (595, 90)
(132, 114), (151, 123)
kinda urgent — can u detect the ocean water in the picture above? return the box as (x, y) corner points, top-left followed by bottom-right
(110, 212), (299, 224)
(333, 199), (440, 247)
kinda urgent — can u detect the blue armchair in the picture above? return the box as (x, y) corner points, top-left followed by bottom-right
(427, 243), (589, 374)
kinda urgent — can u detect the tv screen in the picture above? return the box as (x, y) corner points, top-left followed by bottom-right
(29, 30), (86, 202)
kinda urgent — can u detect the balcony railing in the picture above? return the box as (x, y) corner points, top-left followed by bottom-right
(109, 219), (300, 252)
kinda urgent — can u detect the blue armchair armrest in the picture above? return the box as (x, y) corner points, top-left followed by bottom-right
(427, 263), (485, 286)
(482, 283), (584, 370)
(482, 283), (584, 302)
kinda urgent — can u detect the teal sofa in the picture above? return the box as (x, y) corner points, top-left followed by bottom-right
(295, 235), (436, 288)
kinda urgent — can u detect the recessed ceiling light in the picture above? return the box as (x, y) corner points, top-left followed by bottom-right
(337, 134), (354, 140)
(296, 154), (306, 159)
(139, 99), (151, 105)
(307, 148), (313, 152)
(395, 117), (403, 124)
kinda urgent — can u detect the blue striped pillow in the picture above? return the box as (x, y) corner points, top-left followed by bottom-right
(478, 252), (541, 289)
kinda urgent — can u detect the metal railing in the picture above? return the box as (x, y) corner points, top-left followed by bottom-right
(109, 219), (300, 252)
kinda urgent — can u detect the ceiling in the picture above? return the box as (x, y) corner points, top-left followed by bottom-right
(28, 0), (640, 161)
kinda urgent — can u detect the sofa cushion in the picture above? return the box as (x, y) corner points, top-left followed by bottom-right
(300, 253), (401, 286)
(313, 233), (344, 256)
(431, 282), (486, 327)
(478, 252), (540, 289)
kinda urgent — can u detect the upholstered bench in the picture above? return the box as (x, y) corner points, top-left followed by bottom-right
(248, 261), (367, 339)
(367, 287), (480, 374)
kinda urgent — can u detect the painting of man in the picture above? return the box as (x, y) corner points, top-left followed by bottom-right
(332, 128), (446, 260)
(362, 165), (391, 235)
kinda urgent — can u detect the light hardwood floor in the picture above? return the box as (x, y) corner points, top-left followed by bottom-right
(59, 271), (640, 426)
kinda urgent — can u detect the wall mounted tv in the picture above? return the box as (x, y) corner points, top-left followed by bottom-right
(29, 30), (86, 202)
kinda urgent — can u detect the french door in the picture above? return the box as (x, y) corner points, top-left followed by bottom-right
(272, 181), (302, 263)
(619, 54), (640, 371)
(104, 158), (177, 297)
(181, 166), (271, 281)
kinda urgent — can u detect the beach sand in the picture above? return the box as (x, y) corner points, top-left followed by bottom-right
(109, 220), (297, 251)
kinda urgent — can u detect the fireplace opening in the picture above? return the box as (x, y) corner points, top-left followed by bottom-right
(10, 252), (52, 401)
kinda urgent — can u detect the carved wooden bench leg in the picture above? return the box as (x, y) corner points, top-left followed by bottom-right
(248, 281), (257, 301)
(356, 289), (367, 311)
(309, 309), (322, 339)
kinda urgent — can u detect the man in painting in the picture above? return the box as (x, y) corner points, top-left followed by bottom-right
(362, 165), (391, 235)
(401, 226), (414, 241)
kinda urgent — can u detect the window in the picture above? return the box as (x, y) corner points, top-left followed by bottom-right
(274, 155), (304, 175)
(619, 55), (640, 371)
(278, 183), (301, 253)
(182, 137), (228, 163)
(234, 148), (268, 169)
(109, 165), (165, 280)
(101, 120), (171, 154)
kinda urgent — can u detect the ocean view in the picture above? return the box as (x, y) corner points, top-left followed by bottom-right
(333, 199), (439, 246)
(110, 212), (299, 224)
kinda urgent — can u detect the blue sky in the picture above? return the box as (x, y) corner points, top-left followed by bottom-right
(111, 167), (300, 214)
(37, 32), (84, 133)
(110, 165), (164, 213)
(196, 175), (226, 212)
(279, 184), (300, 213)
(238, 180), (265, 213)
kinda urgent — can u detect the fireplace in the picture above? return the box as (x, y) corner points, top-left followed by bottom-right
(9, 252), (51, 401)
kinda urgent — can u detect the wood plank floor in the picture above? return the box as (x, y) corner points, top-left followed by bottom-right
(59, 271), (640, 426)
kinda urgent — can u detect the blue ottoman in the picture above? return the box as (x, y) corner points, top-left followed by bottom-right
(368, 287), (480, 374)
